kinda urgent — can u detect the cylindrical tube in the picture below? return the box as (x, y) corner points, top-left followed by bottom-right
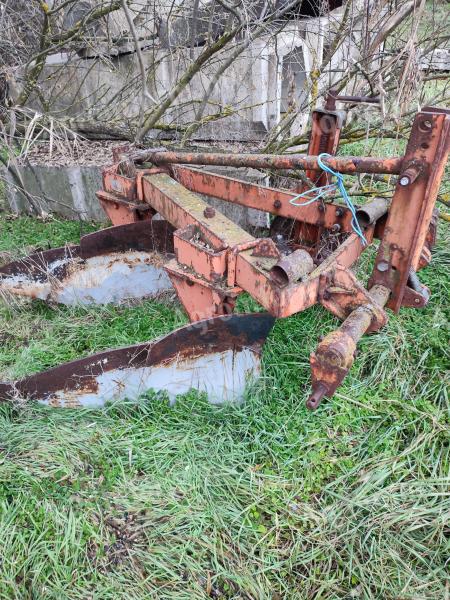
(130, 150), (403, 175)
(340, 285), (390, 343)
(270, 249), (314, 287)
(355, 197), (389, 227)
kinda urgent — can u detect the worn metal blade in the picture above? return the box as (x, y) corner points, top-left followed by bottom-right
(0, 313), (275, 408)
(0, 221), (175, 305)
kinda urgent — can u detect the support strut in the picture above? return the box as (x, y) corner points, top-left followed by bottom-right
(308, 285), (391, 410)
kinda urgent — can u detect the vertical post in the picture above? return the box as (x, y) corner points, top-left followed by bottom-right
(369, 108), (450, 311)
(302, 107), (346, 188)
(293, 106), (346, 248)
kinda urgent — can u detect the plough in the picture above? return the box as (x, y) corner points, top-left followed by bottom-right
(0, 102), (448, 409)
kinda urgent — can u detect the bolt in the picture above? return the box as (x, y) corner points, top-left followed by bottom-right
(414, 298), (421, 304)
(318, 204), (325, 213)
(203, 206), (215, 218)
(399, 166), (420, 187)
(331, 223), (341, 233)
(335, 207), (344, 217)
(377, 261), (389, 272)
(273, 199), (282, 209)
(422, 119), (432, 130)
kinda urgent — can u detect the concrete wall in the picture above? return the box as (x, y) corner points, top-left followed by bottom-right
(31, 13), (352, 142)
(2, 165), (105, 221)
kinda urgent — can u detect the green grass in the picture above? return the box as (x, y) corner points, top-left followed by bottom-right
(0, 214), (99, 263)
(0, 213), (449, 599)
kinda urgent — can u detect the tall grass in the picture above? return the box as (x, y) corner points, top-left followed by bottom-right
(0, 214), (448, 598)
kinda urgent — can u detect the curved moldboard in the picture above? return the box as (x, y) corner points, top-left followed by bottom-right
(0, 313), (275, 408)
(79, 219), (175, 257)
(0, 221), (174, 305)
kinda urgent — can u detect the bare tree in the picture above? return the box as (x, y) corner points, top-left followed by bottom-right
(0, 0), (448, 160)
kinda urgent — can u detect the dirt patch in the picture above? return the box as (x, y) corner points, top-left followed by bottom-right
(88, 509), (148, 572)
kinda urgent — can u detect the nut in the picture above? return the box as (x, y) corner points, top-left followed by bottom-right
(203, 206), (216, 218)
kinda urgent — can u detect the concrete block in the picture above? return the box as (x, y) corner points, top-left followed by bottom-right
(2, 165), (105, 221)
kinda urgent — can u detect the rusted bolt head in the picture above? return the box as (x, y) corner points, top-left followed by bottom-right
(203, 206), (215, 218)
(420, 119), (432, 131)
(335, 207), (344, 217)
(331, 223), (341, 233)
(377, 260), (389, 272)
(273, 199), (282, 209)
(414, 298), (421, 304)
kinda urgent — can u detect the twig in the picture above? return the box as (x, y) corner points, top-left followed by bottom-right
(120, 0), (157, 142)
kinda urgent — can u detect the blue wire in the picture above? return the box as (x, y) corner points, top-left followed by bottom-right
(288, 153), (367, 246)
(289, 183), (336, 206)
(317, 153), (367, 245)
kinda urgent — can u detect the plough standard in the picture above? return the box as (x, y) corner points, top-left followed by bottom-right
(1, 103), (448, 409)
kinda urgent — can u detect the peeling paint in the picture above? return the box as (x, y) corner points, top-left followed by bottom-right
(0, 250), (173, 305)
(0, 314), (275, 408)
(52, 251), (173, 305)
(40, 348), (259, 407)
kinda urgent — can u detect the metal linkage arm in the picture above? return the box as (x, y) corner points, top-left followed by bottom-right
(308, 285), (391, 410)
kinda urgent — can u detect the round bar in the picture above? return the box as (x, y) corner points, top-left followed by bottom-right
(131, 150), (403, 175)
(333, 94), (380, 104)
(339, 284), (391, 343)
(307, 284), (390, 411)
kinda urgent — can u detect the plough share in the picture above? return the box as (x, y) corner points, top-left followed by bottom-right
(1, 104), (448, 410)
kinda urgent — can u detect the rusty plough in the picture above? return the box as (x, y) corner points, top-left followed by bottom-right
(0, 103), (448, 409)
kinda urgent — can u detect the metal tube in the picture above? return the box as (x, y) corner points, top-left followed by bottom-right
(131, 150), (404, 175)
(334, 94), (380, 104)
(340, 285), (391, 343)
(270, 249), (314, 287)
(355, 197), (389, 227)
